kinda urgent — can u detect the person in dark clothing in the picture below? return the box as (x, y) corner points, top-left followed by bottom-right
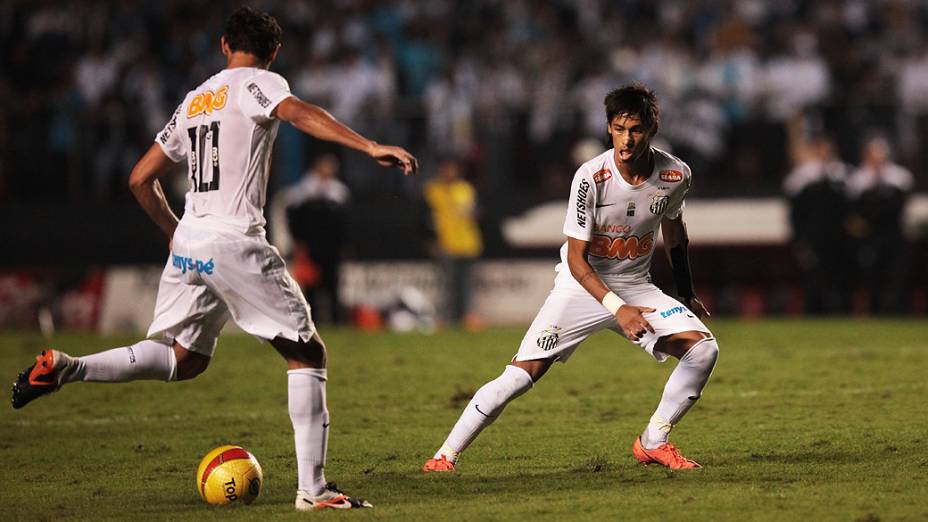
(284, 153), (351, 324)
(783, 137), (852, 314)
(846, 137), (914, 314)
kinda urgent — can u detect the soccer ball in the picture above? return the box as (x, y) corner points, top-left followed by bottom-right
(196, 445), (263, 505)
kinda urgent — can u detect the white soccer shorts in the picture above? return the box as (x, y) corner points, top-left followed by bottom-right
(146, 222), (315, 356)
(514, 278), (710, 364)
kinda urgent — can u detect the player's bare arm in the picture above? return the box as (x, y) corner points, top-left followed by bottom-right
(128, 144), (181, 243)
(566, 236), (655, 340)
(660, 214), (709, 319)
(273, 97), (418, 176)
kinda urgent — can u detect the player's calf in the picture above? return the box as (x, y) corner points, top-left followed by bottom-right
(644, 336), (718, 441)
(11, 339), (183, 410)
(424, 364), (534, 471)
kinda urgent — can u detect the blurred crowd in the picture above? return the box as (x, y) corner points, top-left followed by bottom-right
(2, 0), (928, 204)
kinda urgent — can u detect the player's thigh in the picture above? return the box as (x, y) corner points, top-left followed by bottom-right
(611, 284), (711, 362)
(514, 288), (615, 365)
(206, 236), (316, 343)
(148, 251), (230, 358)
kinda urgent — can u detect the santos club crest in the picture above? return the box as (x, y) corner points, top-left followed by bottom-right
(536, 326), (561, 351)
(649, 193), (670, 215)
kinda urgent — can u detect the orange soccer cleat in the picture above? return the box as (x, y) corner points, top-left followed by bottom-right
(422, 455), (456, 473)
(11, 350), (72, 409)
(632, 436), (702, 470)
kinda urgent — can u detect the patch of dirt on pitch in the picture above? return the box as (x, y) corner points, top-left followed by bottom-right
(448, 387), (476, 409)
(574, 455), (613, 473)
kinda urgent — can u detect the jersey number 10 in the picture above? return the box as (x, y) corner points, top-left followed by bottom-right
(188, 122), (220, 192)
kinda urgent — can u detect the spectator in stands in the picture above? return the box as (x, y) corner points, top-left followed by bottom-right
(424, 157), (483, 329)
(783, 136), (852, 314)
(846, 136), (914, 314)
(284, 153), (351, 324)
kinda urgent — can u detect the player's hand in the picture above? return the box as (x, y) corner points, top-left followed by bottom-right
(684, 296), (710, 320)
(368, 143), (418, 176)
(616, 305), (655, 341)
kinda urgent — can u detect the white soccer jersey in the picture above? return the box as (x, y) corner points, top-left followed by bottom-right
(155, 67), (293, 234)
(558, 147), (692, 285)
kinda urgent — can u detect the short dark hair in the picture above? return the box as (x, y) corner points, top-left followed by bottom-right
(223, 6), (282, 63)
(604, 84), (660, 134)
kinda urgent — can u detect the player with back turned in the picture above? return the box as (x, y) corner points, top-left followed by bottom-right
(11, 7), (417, 511)
(423, 84), (719, 473)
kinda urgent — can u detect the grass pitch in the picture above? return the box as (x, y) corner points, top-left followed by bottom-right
(1, 319), (926, 521)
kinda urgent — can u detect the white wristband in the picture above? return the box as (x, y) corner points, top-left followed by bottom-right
(601, 291), (625, 315)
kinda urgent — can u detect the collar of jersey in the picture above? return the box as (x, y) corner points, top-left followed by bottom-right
(608, 148), (655, 191)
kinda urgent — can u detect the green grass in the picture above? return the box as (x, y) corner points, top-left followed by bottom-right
(1, 319), (927, 521)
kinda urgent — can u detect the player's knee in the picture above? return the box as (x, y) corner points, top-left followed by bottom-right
(474, 365), (535, 418)
(499, 365), (534, 399)
(173, 347), (211, 381)
(272, 335), (326, 369)
(686, 337), (719, 370)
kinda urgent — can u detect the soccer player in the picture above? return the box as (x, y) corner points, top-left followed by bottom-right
(423, 84), (718, 472)
(11, 7), (416, 511)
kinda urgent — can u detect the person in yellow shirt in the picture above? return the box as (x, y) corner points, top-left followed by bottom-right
(424, 158), (483, 328)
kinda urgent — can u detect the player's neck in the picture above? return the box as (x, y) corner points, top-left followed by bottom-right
(615, 147), (653, 185)
(225, 52), (269, 70)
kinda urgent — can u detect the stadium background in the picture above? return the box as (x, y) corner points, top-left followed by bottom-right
(1, 0), (927, 331)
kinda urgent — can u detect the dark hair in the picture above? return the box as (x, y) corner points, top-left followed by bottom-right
(223, 6), (282, 63)
(603, 84), (660, 134)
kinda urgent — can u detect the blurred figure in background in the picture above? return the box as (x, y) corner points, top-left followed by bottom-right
(846, 137), (914, 314)
(284, 153), (351, 324)
(424, 157), (483, 329)
(783, 136), (852, 314)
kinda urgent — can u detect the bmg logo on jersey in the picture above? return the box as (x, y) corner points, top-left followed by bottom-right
(576, 179), (591, 228)
(187, 85), (229, 118)
(589, 232), (654, 260)
(172, 254), (215, 275)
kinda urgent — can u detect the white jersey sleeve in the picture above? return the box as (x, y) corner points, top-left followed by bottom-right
(239, 71), (292, 123)
(155, 102), (186, 162)
(664, 163), (692, 220)
(562, 165), (598, 241)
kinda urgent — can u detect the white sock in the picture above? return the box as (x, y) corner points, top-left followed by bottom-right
(642, 338), (719, 449)
(435, 365), (533, 463)
(288, 368), (328, 497)
(62, 339), (177, 383)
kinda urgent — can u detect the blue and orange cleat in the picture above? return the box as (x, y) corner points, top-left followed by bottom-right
(11, 350), (72, 409)
(422, 454), (456, 473)
(632, 436), (702, 470)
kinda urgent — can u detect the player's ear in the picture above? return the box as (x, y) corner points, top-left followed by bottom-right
(220, 36), (231, 57)
(268, 43), (281, 65)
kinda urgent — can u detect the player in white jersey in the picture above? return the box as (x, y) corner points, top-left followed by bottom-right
(423, 84), (719, 473)
(11, 7), (417, 511)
